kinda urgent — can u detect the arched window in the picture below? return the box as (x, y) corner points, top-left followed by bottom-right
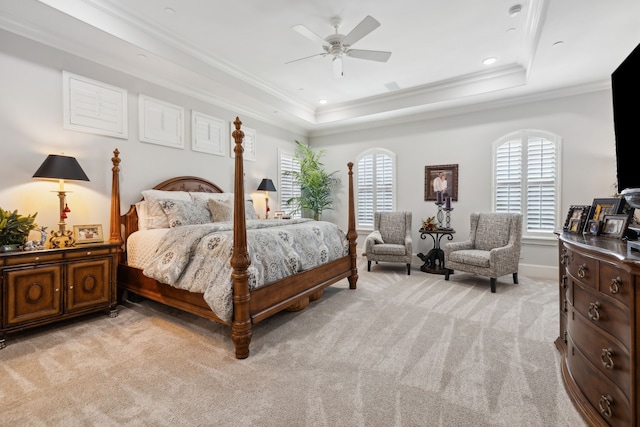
(492, 130), (561, 236)
(356, 148), (396, 229)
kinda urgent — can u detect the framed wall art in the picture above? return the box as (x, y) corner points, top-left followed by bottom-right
(600, 214), (630, 239)
(425, 164), (458, 202)
(563, 205), (591, 233)
(63, 71), (128, 139)
(73, 224), (104, 244)
(139, 94), (184, 149)
(230, 123), (256, 161)
(191, 111), (227, 156)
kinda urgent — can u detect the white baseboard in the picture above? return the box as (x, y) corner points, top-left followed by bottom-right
(517, 263), (558, 280)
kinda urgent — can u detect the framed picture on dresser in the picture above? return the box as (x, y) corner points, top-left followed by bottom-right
(586, 197), (625, 223)
(563, 205), (590, 233)
(600, 214), (630, 238)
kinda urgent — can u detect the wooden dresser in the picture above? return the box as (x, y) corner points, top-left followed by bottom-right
(0, 243), (119, 348)
(557, 232), (639, 426)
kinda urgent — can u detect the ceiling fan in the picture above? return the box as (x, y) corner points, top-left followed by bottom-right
(287, 15), (392, 79)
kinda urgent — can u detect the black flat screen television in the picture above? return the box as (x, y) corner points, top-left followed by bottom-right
(613, 42), (640, 193)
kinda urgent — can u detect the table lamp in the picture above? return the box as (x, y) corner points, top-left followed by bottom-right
(33, 154), (89, 248)
(257, 178), (276, 219)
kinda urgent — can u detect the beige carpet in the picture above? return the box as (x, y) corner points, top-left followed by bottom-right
(0, 257), (585, 426)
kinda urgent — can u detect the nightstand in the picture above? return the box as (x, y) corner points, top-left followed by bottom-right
(0, 243), (119, 349)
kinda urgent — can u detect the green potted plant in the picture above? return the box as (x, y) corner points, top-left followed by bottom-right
(285, 140), (340, 220)
(0, 208), (38, 252)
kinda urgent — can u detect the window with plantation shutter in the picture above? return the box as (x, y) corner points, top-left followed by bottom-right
(278, 149), (301, 218)
(356, 149), (396, 229)
(493, 131), (561, 236)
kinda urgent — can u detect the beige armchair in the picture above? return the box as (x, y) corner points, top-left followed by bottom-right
(443, 212), (522, 293)
(365, 212), (412, 275)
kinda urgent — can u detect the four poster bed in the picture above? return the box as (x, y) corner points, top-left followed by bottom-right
(109, 117), (358, 359)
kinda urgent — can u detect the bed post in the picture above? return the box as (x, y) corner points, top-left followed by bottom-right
(110, 149), (124, 261)
(346, 162), (358, 289)
(230, 117), (252, 359)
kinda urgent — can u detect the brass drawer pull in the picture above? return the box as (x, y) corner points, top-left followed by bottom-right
(601, 348), (614, 370)
(610, 276), (621, 294)
(577, 263), (587, 278)
(599, 394), (612, 418)
(588, 302), (600, 321)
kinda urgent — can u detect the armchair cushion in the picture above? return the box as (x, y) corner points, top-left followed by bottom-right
(370, 243), (407, 256)
(448, 249), (490, 268)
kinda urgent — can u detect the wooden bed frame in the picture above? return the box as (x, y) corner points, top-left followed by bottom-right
(109, 117), (358, 359)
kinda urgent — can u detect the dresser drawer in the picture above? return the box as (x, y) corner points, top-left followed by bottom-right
(567, 307), (630, 400)
(64, 247), (114, 260)
(3, 252), (64, 266)
(599, 261), (631, 309)
(572, 281), (630, 350)
(567, 335), (630, 426)
(566, 248), (597, 288)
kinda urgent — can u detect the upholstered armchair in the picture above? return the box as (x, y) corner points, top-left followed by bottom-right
(365, 212), (412, 275)
(443, 212), (522, 293)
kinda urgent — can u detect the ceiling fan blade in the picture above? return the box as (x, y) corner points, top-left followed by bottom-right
(332, 56), (344, 79)
(346, 49), (392, 62)
(285, 52), (327, 64)
(292, 24), (330, 47)
(342, 15), (380, 47)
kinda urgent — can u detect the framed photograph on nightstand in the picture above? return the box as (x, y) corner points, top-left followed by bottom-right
(74, 224), (104, 244)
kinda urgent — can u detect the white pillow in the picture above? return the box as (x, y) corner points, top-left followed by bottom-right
(159, 199), (211, 227)
(141, 189), (191, 229)
(135, 201), (151, 230)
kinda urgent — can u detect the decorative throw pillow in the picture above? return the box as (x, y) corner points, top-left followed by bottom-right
(142, 190), (191, 229)
(159, 199), (211, 227)
(368, 230), (384, 243)
(245, 200), (258, 220)
(208, 198), (233, 222)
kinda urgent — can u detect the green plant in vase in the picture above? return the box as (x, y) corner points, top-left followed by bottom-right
(0, 208), (38, 251)
(285, 140), (340, 220)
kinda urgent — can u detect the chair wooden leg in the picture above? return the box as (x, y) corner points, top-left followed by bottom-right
(407, 264), (411, 275)
(445, 269), (450, 280)
(367, 260), (371, 271)
(513, 272), (518, 284)
(490, 278), (497, 293)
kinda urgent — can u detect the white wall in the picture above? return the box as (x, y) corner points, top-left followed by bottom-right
(0, 31), (304, 239)
(313, 90), (618, 279)
(0, 30), (620, 279)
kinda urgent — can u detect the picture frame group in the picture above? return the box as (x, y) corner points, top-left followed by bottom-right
(564, 197), (630, 238)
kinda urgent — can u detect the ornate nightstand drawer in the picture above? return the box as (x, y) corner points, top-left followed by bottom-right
(64, 247), (113, 260)
(567, 307), (630, 400)
(2, 252), (64, 266)
(572, 281), (630, 350)
(566, 248), (597, 288)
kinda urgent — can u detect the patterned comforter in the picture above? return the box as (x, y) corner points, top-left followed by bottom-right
(143, 219), (348, 322)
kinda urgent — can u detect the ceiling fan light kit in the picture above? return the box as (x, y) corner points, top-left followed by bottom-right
(288, 15), (391, 79)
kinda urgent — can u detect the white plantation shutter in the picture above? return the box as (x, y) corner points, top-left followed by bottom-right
(278, 151), (301, 218)
(356, 149), (396, 229)
(493, 131), (560, 235)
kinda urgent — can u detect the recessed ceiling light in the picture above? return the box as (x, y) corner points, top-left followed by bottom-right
(506, 27), (516, 33)
(553, 41), (564, 47)
(164, 7), (175, 15)
(508, 4), (522, 17)
(319, 99), (328, 105)
(137, 53), (147, 59)
(482, 57), (497, 65)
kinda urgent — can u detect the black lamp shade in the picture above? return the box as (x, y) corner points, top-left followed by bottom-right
(33, 154), (90, 181)
(257, 178), (276, 192)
